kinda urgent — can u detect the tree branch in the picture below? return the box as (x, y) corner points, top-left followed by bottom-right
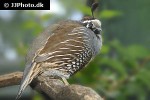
(0, 72), (103, 100)
(0, 72), (22, 88)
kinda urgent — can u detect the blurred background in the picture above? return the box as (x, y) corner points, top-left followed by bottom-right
(0, 0), (150, 100)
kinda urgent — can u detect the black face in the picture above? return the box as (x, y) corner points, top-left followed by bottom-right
(93, 28), (101, 35)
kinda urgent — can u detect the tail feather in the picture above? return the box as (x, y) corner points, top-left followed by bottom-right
(15, 62), (40, 100)
(15, 79), (29, 100)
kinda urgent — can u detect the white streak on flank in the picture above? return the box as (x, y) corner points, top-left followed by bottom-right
(39, 51), (62, 57)
(72, 27), (85, 32)
(65, 44), (76, 47)
(77, 50), (83, 52)
(68, 31), (84, 36)
(59, 41), (68, 44)
(49, 51), (62, 54)
(77, 32), (84, 34)
(74, 31), (90, 38)
(79, 28), (86, 31)
(54, 54), (75, 58)
(59, 47), (70, 50)
(82, 33), (89, 37)
(38, 53), (48, 57)
(62, 58), (71, 60)
(56, 38), (84, 46)
(68, 39), (85, 44)
(76, 37), (83, 39)
(66, 64), (72, 67)
(55, 39), (72, 46)
(71, 27), (90, 36)
(70, 50), (78, 52)
(65, 54), (75, 57)
(35, 51), (63, 62)
(74, 53), (80, 55)
(68, 30), (88, 35)
(55, 55), (66, 57)
(54, 61), (64, 63)
(58, 63), (69, 66)
(72, 62), (76, 64)
(67, 60), (72, 62)
(46, 55), (55, 60)
(58, 39), (85, 45)
(70, 50), (82, 55)
(68, 32), (79, 35)
(45, 54), (74, 62)
(83, 39), (90, 42)
(65, 44), (84, 49)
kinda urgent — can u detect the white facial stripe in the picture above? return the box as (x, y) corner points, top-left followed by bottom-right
(82, 19), (101, 28)
(83, 20), (91, 23)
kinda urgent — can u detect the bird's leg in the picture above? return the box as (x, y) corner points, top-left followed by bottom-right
(61, 77), (69, 85)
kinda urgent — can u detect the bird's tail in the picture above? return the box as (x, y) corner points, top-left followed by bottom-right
(15, 62), (40, 100)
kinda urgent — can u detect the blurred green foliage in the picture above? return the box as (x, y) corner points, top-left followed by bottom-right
(0, 0), (150, 100)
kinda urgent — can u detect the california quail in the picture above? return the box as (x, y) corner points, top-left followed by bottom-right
(16, 3), (102, 100)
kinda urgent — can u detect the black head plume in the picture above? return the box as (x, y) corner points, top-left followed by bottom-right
(91, 2), (99, 18)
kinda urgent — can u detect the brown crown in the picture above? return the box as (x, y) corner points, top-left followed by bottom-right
(81, 16), (95, 21)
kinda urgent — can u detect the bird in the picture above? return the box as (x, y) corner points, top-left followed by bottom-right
(16, 2), (102, 100)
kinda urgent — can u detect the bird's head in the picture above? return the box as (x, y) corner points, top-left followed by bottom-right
(81, 3), (102, 37)
(81, 17), (102, 35)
